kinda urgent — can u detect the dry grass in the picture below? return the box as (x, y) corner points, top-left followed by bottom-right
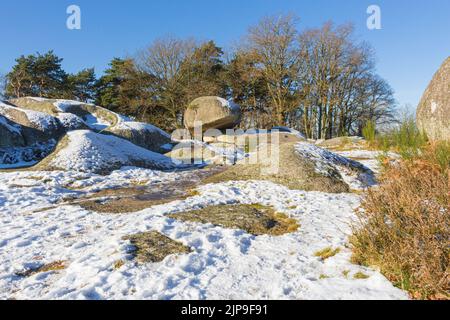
(314, 247), (341, 261)
(353, 272), (370, 280)
(123, 231), (191, 264)
(16, 260), (67, 277)
(351, 142), (449, 299)
(168, 204), (299, 236)
(113, 260), (125, 270)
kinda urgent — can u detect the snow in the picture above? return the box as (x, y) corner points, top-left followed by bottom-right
(53, 100), (84, 113)
(25, 110), (60, 131)
(171, 139), (247, 165)
(271, 126), (306, 139)
(0, 120), (407, 300)
(52, 100), (120, 131)
(295, 142), (376, 190)
(0, 140), (56, 169)
(0, 102), (59, 131)
(0, 166), (408, 300)
(82, 114), (111, 131)
(28, 97), (50, 102)
(332, 150), (400, 174)
(56, 113), (87, 130)
(49, 130), (177, 173)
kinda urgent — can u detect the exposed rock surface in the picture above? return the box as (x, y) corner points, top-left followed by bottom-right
(184, 96), (241, 132)
(0, 101), (65, 145)
(417, 57), (450, 140)
(0, 115), (25, 148)
(105, 121), (172, 153)
(203, 142), (351, 193)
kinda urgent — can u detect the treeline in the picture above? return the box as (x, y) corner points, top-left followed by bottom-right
(3, 15), (396, 138)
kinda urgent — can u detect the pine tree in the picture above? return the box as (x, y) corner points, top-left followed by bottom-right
(6, 51), (67, 98)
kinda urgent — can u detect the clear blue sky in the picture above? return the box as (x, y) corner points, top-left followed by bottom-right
(1, 0), (449, 109)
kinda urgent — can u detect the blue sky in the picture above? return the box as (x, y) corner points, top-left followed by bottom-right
(1, 0), (449, 109)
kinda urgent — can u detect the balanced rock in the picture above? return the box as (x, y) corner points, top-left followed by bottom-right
(417, 57), (450, 140)
(184, 96), (241, 132)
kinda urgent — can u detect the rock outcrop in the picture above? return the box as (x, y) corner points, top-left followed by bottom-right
(184, 97), (241, 132)
(417, 57), (450, 141)
(202, 142), (375, 193)
(0, 101), (65, 145)
(8, 97), (173, 152)
(105, 122), (172, 154)
(0, 115), (25, 148)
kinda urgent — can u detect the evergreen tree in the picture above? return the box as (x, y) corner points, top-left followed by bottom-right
(66, 68), (97, 102)
(6, 51), (67, 98)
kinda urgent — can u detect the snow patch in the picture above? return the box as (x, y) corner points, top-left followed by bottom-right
(56, 113), (87, 130)
(0, 102), (59, 131)
(0, 140), (56, 168)
(295, 142), (376, 190)
(49, 130), (176, 173)
(431, 101), (438, 114)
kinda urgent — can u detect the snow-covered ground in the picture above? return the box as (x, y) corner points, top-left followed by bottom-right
(48, 130), (176, 173)
(0, 160), (408, 300)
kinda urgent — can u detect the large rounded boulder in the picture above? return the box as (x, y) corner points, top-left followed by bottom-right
(184, 96), (241, 132)
(417, 57), (450, 141)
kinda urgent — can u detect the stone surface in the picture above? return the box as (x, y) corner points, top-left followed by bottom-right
(417, 57), (450, 141)
(0, 102), (65, 145)
(105, 122), (172, 154)
(184, 96), (241, 132)
(0, 115), (25, 148)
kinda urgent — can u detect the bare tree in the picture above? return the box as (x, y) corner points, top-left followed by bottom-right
(245, 14), (301, 125)
(296, 22), (395, 139)
(136, 36), (197, 126)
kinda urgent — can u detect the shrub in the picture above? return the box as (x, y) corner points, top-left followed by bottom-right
(351, 143), (449, 299)
(362, 120), (376, 143)
(375, 116), (428, 159)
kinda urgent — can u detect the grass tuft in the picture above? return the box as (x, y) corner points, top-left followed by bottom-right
(314, 247), (341, 261)
(353, 272), (370, 280)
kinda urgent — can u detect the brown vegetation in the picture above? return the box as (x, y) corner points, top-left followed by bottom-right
(16, 260), (67, 277)
(123, 231), (191, 264)
(351, 142), (450, 299)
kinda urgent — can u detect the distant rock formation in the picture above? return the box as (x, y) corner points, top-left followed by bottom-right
(184, 96), (241, 132)
(417, 57), (450, 141)
(0, 97), (175, 169)
(6, 97), (172, 153)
